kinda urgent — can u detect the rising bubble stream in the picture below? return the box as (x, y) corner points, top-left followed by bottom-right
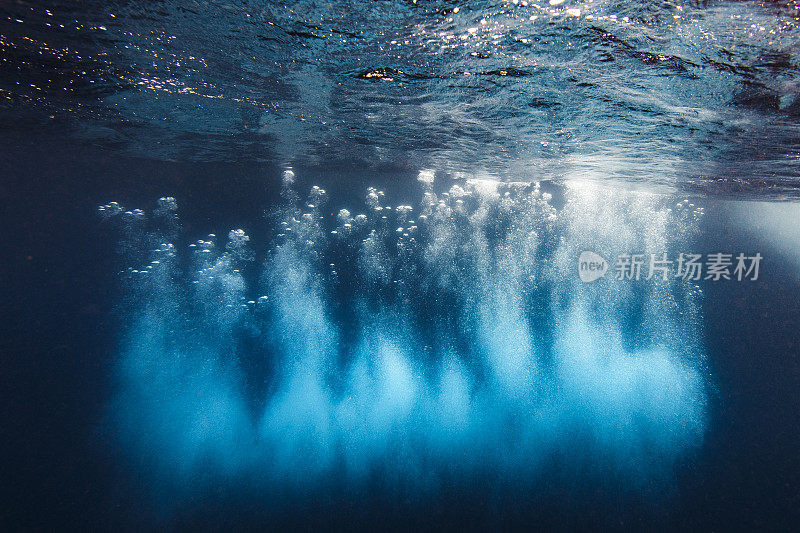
(100, 171), (708, 509)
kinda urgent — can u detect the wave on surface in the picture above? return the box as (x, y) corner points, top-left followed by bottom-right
(4, 1), (800, 187)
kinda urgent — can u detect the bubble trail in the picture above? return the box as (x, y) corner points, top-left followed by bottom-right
(102, 174), (708, 508)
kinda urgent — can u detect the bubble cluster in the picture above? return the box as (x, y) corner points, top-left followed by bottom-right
(101, 173), (709, 507)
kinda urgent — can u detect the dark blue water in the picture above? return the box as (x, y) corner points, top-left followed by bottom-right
(2, 2), (800, 531)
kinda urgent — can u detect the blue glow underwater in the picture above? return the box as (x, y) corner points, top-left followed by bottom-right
(100, 172), (708, 509)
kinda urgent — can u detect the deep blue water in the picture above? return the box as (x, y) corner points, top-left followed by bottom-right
(3, 1), (800, 531)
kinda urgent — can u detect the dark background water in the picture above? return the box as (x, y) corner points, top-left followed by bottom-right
(2, 131), (799, 531)
(3, 0), (800, 529)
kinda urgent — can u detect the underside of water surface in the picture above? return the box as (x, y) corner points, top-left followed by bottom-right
(4, 0), (800, 193)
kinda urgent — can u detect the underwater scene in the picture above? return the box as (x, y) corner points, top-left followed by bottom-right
(2, 1), (799, 531)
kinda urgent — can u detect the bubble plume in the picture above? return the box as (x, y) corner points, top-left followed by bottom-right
(101, 172), (708, 509)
